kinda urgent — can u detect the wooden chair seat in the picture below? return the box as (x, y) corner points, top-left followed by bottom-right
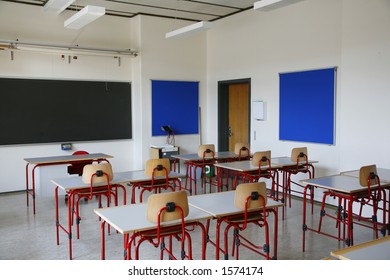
(225, 212), (264, 223)
(139, 227), (184, 238)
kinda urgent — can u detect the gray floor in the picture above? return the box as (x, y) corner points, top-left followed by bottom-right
(0, 178), (378, 261)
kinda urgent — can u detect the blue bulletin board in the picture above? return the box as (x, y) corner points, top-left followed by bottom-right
(279, 67), (336, 145)
(152, 80), (199, 136)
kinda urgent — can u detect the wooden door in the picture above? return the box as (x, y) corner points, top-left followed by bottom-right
(228, 83), (249, 151)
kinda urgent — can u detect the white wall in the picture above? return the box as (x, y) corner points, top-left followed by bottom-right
(136, 15), (208, 160)
(206, 0), (390, 178)
(339, 0), (390, 170)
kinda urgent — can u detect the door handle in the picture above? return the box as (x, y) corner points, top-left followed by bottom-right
(228, 126), (233, 137)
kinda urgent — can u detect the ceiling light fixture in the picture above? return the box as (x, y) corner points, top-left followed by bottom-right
(165, 21), (215, 39)
(254, 0), (304, 11)
(44, 0), (75, 14)
(64, 5), (105, 29)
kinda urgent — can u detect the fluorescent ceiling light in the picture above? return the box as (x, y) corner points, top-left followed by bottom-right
(254, 0), (304, 11)
(64, 5), (105, 29)
(165, 21), (215, 39)
(44, 0), (75, 14)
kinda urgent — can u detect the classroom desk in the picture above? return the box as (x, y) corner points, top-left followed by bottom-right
(341, 168), (390, 184)
(271, 156), (318, 194)
(272, 157), (318, 218)
(94, 203), (212, 260)
(51, 172), (129, 260)
(117, 170), (186, 204)
(213, 160), (281, 198)
(172, 151), (238, 163)
(270, 156), (318, 166)
(300, 175), (387, 252)
(188, 191), (284, 260)
(172, 151), (238, 195)
(341, 168), (390, 178)
(330, 235), (390, 260)
(341, 168), (390, 235)
(213, 157), (318, 219)
(24, 153), (112, 214)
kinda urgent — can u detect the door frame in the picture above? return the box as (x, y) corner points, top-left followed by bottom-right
(217, 78), (251, 152)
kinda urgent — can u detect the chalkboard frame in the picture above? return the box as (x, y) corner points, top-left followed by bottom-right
(0, 78), (132, 145)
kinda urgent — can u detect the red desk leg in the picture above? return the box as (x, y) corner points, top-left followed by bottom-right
(215, 219), (223, 260)
(26, 163), (39, 215)
(193, 221), (207, 260)
(55, 185), (73, 260)
(271, 208), (278, 259)
(67, 191), (73, 260)
(101, 221), (106, 260)
(347, 196), (354, 246)
(302, 184), (309, 252)
(25, 163), (29, 208)
(55, 186), (60, 246)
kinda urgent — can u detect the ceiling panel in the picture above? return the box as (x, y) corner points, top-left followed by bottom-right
(2, 0), (258, 21)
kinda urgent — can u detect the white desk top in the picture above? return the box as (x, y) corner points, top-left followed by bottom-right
(94, 203), (213, 234)
(188, 191), (284, 217)
(330, 236), (390, 260)
(213, 156), (318, 172)
(51, 172), (131, 191)
(341, 168), (390, 184)
(301, 175), (379, 194)
(172, 151), (237, 162)
(270, 156), (318, 167)
(117, 170), (186, 183)
(51, 170), (186, 191)
(214, 160), (280, 172)
(24, 153), (113, 164)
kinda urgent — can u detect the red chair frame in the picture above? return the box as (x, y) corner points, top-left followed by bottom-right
(73, 169), (126, 239)
(125, 203), (206, 260)
(283, 150), (315, 214)
(131, 164), (178, 204)
(219, 190), (270, 260)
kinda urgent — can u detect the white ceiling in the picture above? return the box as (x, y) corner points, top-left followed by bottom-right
(3, 0), (259, 22)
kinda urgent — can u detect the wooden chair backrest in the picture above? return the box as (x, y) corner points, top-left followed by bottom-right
(82, 163), (113, 184)
(359, 164), (379, 187)
(197, 144), (215, 158)
(234, 142), (250, 157)
(146, 191), (189, 223)
(145, 158), (171, 177)
(291, 147), (308, 162)
(252, 151), (271, 167)
(234, 182), (267, 210)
